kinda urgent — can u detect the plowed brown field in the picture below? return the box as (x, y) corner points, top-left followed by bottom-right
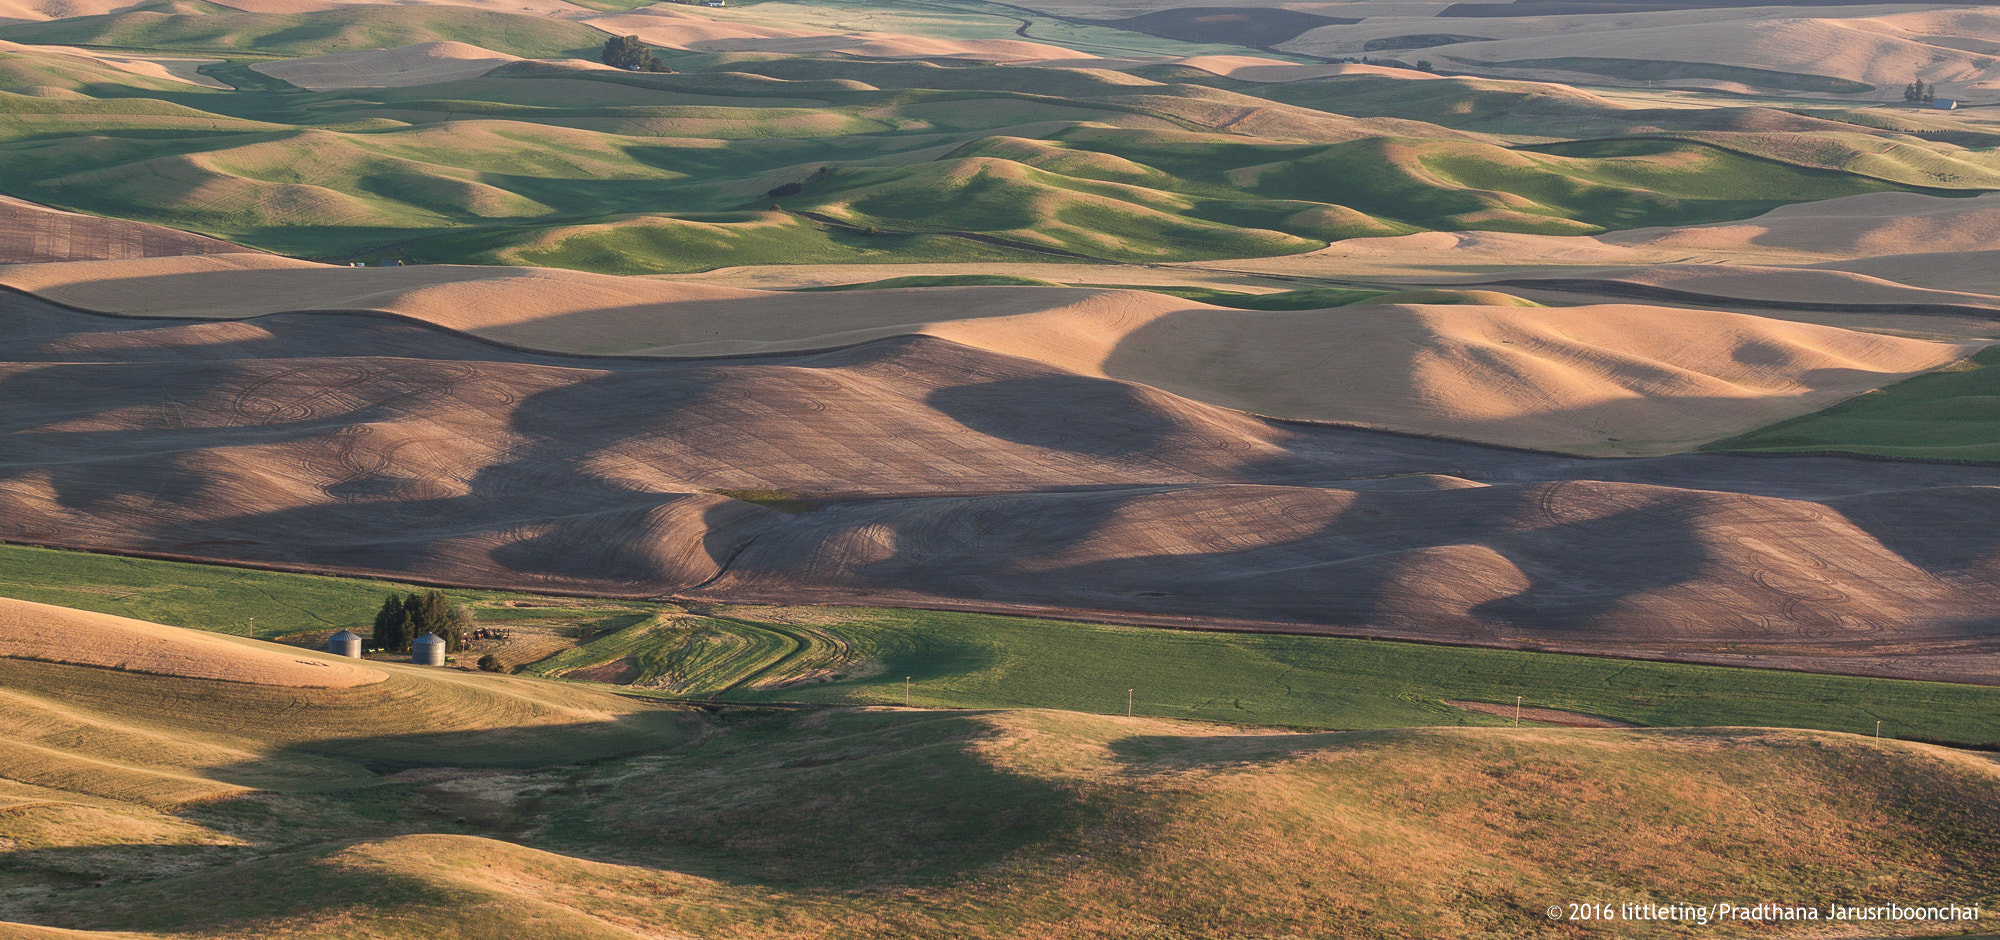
(0, 195), (255, 265)
(6, 293), (2000, 682)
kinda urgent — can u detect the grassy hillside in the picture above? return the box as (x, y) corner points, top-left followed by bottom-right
(0, 542), (587, 639)
(677, 605), (2000, 745)
(1709, 345), (2000, 460)
(0, 686), (1995, 939)
(6, 543), (2000, 745)
(1241, 71), (1632, 134)
(0, 45), (206, 95)
(0, 40), (1982, 271)
(0, 1), (609, 59)
(0, 653), (698, 789)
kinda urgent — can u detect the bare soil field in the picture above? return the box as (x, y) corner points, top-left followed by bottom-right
(5, 293), (2000, 682)
(250, 41), (526, 90)
(1274, 4), (2000, 95)
(1181, 191), (2000, 320)
(0, 196), (256, 265)
(1076, 6), (1360, 48)
(1602, 191), (2000, 259)
(1, 257), (1972, 454)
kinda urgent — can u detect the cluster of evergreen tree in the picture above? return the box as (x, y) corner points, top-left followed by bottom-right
(1905, 76), (1938, 104)
(601, 35), (671, 73)
(371, 590), (474, 653)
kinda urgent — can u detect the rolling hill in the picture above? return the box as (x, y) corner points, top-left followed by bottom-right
(0, 254), (1976, 451)
(0, 1), (612, 59)
(1262, 1), (2000, 98)
(0, 608), (1994, 939)
(3, 0), (2000, 934)
(0, 37), (1989, 271)
(1, 281), (1998, 682)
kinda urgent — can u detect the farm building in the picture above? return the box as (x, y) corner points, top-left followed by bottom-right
(1933, 99), (1959, 110)
(328, 630), (362, 658)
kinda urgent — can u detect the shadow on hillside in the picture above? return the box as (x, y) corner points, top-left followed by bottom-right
(193, 713), (701, 787)
(1829, 486), (2000, 578)
(798, 481), (1712, 639)
(167, 709), (1091, 896)
(545, 708), (1094, 888)
(926, 374), (1187, 457)
(0, 839), (491, 935)
(1469, 497), (1711, 630)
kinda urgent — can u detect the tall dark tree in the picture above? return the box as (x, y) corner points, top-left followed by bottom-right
(392, 609), (418, 653)
(602, 35), (670, 73)
(371, 593), (406, 652)
(409, 590), (452, 645)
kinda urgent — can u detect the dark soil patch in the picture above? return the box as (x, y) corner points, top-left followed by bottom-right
(567, 655), (641, 684)
(1446, 700), (1639, 728)
(1363, 34), (1491, 51)
(1081, 7), (1358, 49)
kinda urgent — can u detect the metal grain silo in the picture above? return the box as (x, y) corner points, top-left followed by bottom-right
(412, 632), (446, 666)
(328, 629), (362, 658)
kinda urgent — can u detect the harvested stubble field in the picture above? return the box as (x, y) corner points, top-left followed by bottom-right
(0, 595), (383, 688)
(4, 287), (2000, 684)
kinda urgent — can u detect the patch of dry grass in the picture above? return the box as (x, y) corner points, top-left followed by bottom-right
(8, 707), (1995, 939)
